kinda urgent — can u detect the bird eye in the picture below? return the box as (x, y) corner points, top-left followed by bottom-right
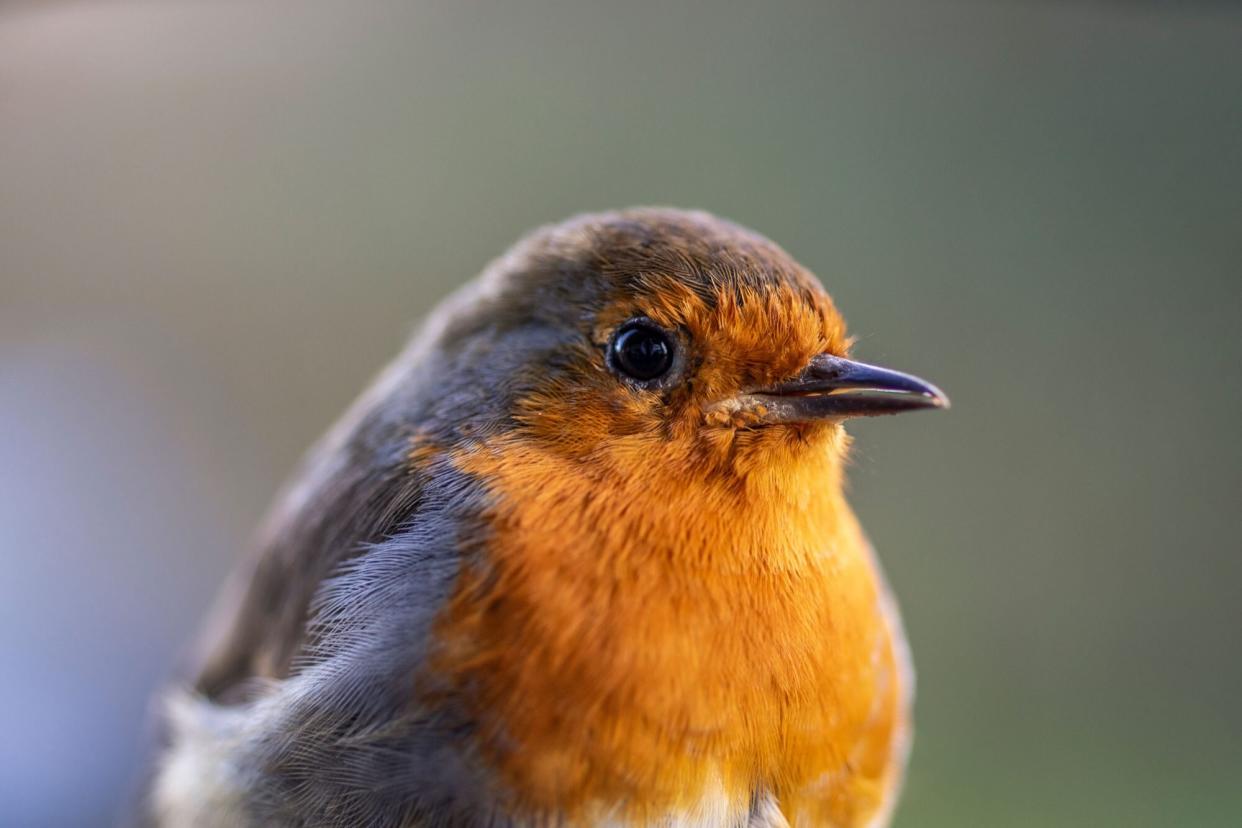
(609, 321), (676, 383)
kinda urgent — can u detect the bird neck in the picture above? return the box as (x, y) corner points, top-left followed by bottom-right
(457, 423), (854, 568)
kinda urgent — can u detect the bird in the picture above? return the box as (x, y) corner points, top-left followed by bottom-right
(148, 208), (947, 828)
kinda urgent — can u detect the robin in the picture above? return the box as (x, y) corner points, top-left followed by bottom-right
(150, 208), (947, 827)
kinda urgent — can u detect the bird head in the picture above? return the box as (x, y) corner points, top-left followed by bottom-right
(422, 208), (946, 480)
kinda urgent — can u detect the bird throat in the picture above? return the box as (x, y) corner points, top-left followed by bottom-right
(430, 428), (900, 825)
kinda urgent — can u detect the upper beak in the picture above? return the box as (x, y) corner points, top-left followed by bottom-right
(745, 354), (949, 422)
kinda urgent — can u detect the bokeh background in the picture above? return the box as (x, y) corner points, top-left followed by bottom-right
(2, 1), (1240, 825)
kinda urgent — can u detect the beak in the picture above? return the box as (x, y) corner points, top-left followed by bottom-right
(745, 354), (949, 422)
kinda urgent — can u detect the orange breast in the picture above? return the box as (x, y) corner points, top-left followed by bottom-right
(431, 428), (907, 826)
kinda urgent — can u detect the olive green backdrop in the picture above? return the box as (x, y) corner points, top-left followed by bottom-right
(2, 1), (1239, 825)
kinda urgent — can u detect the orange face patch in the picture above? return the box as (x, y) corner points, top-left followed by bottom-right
(513, 278), (853, 471)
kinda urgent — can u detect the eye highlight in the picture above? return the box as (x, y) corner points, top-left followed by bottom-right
(608, 320), (676, 383)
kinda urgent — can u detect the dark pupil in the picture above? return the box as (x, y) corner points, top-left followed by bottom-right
(613, 325), (673, 381)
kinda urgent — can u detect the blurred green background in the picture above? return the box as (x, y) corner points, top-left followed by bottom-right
(2, 1), (1240, 825)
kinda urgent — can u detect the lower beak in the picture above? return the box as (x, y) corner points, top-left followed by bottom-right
(744, 354), (949, 422)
